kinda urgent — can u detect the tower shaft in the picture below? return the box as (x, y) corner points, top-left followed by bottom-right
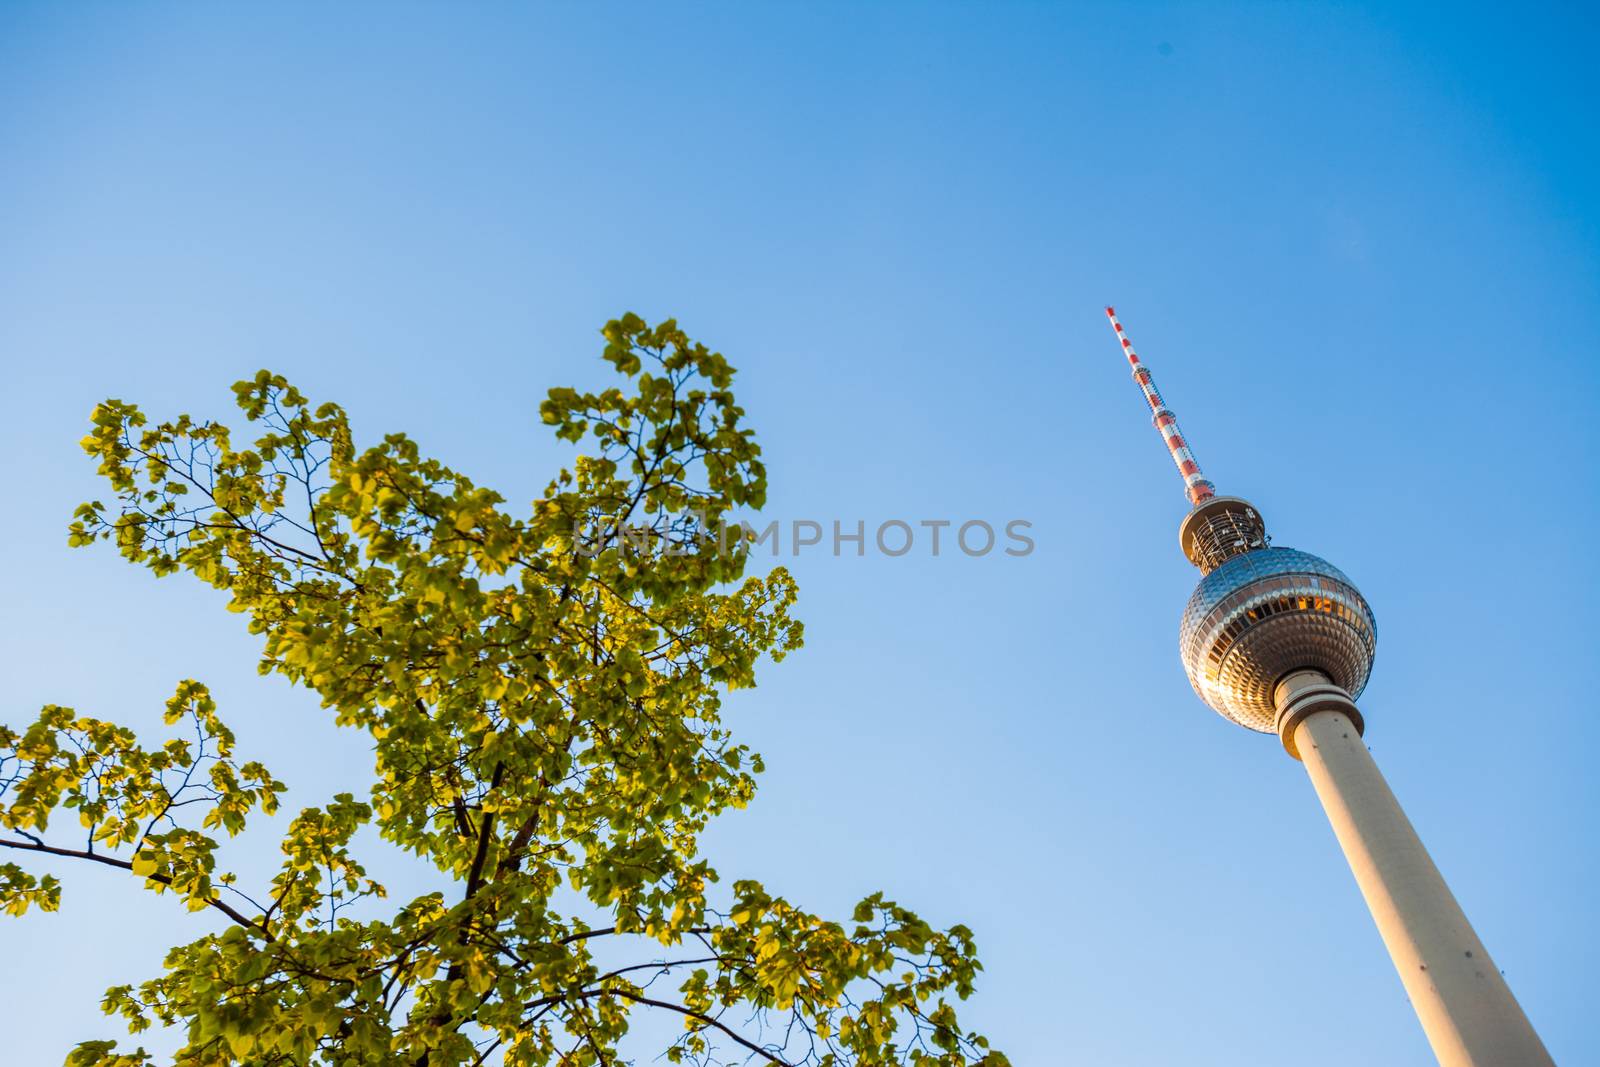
(1275, 671), (1555, 1067)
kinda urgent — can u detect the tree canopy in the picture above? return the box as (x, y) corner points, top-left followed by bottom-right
(1, 315), (1005, 1067)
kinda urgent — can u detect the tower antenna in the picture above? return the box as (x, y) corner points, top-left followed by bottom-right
(1104, 306), (1215, 506)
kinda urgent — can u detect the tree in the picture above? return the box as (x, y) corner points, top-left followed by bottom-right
(1, 315), (1005, 1067)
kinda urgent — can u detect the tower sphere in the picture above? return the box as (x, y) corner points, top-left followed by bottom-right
(1178, 543), (1378, 732)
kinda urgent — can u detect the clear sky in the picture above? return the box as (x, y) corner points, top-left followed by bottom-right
(2, 3), (1596, 1064)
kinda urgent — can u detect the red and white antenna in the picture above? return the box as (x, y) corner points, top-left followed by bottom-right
(1105, 306), (1216, 507)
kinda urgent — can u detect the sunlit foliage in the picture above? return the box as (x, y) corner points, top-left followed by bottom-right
(2, 315), (1005, 1067)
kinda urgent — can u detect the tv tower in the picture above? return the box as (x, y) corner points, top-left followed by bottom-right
(1106, 307), (1554, 1067)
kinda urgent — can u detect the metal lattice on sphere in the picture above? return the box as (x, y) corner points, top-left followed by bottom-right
(1178, 547), (1377, 732)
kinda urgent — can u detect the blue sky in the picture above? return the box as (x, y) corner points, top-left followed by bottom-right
(2, 3), (1596, 1064)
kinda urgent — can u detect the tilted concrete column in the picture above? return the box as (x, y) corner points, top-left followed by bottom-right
(1274, 670), (1553, 1067)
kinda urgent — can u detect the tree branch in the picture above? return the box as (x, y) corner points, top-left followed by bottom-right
(0, 836), (269, 938)
(611, 990), (792, 1066)
(461, 762), (505, 902)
